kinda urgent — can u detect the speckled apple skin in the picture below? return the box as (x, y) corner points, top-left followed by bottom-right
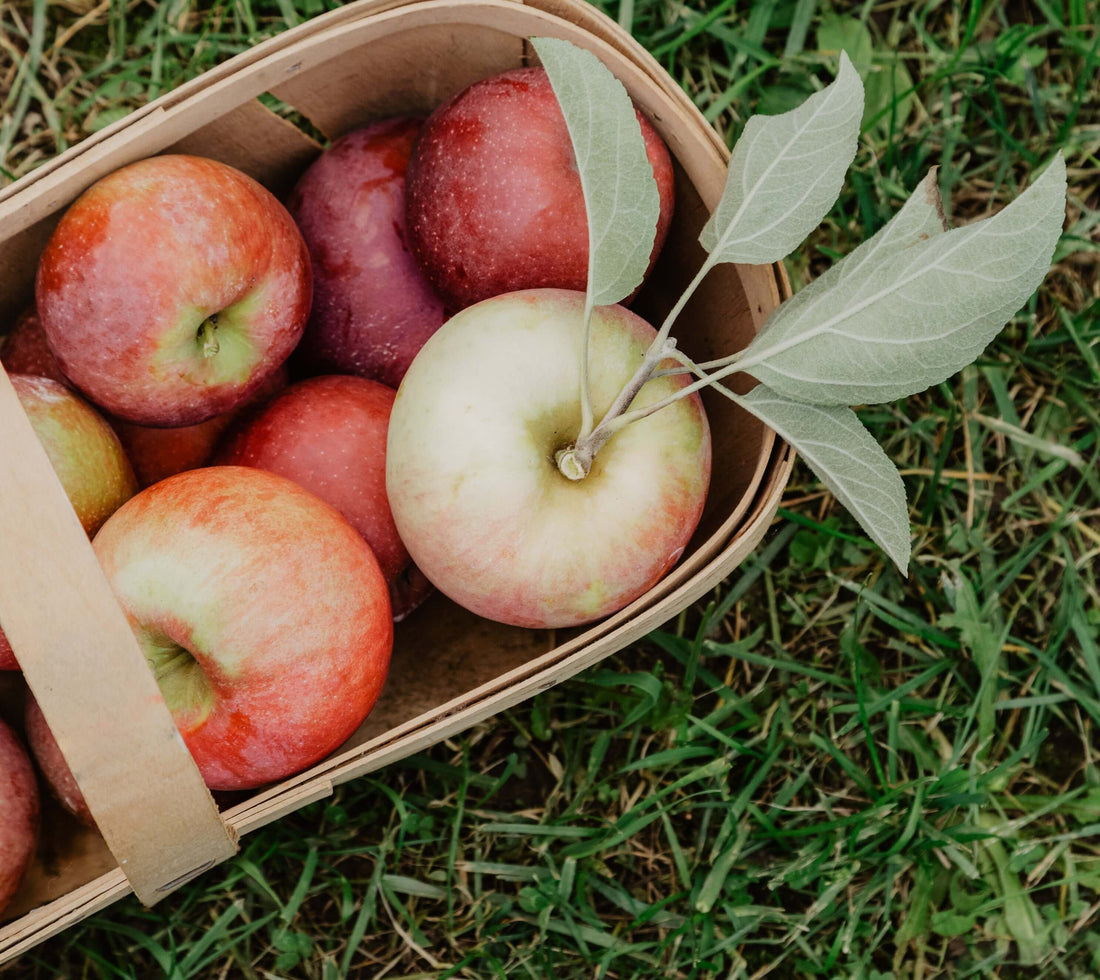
(386, 289), (711, 629)
(287, 118), (445, 387)
(36, 155), (311, 427)
(91, 466), (393, 791)
(0, 718), (39, 919)
(0, 375), (138, 670)
(405, 67), (676, 312)
(215, 375), (409, 585)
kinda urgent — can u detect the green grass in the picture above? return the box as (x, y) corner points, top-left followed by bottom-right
(2, 0), (1099, 976)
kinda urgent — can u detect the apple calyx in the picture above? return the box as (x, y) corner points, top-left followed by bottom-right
(198, 315), (220, 357)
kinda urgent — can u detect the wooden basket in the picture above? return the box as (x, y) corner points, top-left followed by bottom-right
(0, 0), (793, 961)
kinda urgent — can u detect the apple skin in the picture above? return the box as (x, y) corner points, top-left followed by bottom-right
(385, 288), (711, 629)
(405, 67), (675, 312)
(24, 694), (93, 827)
(214, 374), (416, 599)
(89, 465), (392, 791)
(0, 307), (67, 384)
(111, 364), (289, 489)
(36, 154), (312, 427)
(286, 118), (446, 387)
(0, 374), (139, 671)
(2, 304), (289, 488)
(0, 717), (38, 919)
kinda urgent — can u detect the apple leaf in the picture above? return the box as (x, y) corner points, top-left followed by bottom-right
(739, 152), (1067, 405)
(750, 167), (946, 338)
(737, 386), (911, 574)
(699, 52), (863, 266)
(532, 36), (662, 308)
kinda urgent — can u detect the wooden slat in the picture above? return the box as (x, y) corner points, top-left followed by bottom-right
(0, 366), (238, 905)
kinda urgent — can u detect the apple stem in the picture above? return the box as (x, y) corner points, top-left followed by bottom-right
(575, 294), (598, 443)
(558, 254), (748, 480)
(556, 335), (679, 480)
(555, 445), (592, 481)
(654, 349), (743, 378)
(597, 350), (751, 435)
(198, 315), (220, 357)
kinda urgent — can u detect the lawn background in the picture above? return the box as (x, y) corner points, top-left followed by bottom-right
(1, 0), (1098, 976)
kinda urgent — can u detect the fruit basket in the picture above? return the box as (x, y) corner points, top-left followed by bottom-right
(0, 0), (793, 961)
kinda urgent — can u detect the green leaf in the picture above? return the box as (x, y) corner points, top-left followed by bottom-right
(741, 153), (1067, 405)
(817, 15), (874, 69)
(698, 51), (863, 266)
(864, 56), (915, 137)
(817, 15), (912, 137)
(930, 909), (977, 937)
(531, 36), (661, 307)
(737, 387), (910, 574)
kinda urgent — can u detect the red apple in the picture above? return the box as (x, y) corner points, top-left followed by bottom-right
(0, 374), (138, 670)
(0, 718), (38, 918)
(36, 154), (311, 427)
(286, 118), (446, 387)
(386, 289), (710, 629)
(214, 375), (428, 617)
(24, 695), (92, 827)
(0, 307), (67, 384)
(110, 364), (289, 489)
(404, 66), (675, 312)
(89, 465), (392, 790)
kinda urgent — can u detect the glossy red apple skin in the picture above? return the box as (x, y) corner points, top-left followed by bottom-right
(0, 374), (138, 670)
(0, 718), (39, 918)
(287, 118), (446, 387)
(405, 67), (675, 312)
(386, 289), (710, 629)
(36, 154), (311, 427)
(214, 375), (422, 614)
(0, 308), (67, 384)
(111, 364), (289, 489)
(91, 465), (392, 791)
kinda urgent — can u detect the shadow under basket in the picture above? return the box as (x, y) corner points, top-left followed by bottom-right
(0, 0), (794, 962)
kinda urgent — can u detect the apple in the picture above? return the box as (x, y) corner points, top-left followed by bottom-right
(111, 364), (289, 489)
(88, 465), (392, 790)
(0, 374), (138, 670)
(0, 717), (38, 919)
(24, 695), (92, 827)
(3, 305), (289, 488)
(404, 66), (675, 312)
(286, 118), (446, 387)
(213, 374), (431, 619)
(35, 154), (312, 427)
(0, 307), (67, 384)
(385, 288), (710, 629)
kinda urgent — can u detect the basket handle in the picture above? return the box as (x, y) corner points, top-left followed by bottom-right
(0, 365), (238, 905)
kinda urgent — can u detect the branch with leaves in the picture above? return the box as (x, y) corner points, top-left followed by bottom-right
(533, 37), (1068, 576)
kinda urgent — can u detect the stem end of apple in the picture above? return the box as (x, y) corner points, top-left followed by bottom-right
(555, 446), (591, 481)
(198, 316), (220, 358)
